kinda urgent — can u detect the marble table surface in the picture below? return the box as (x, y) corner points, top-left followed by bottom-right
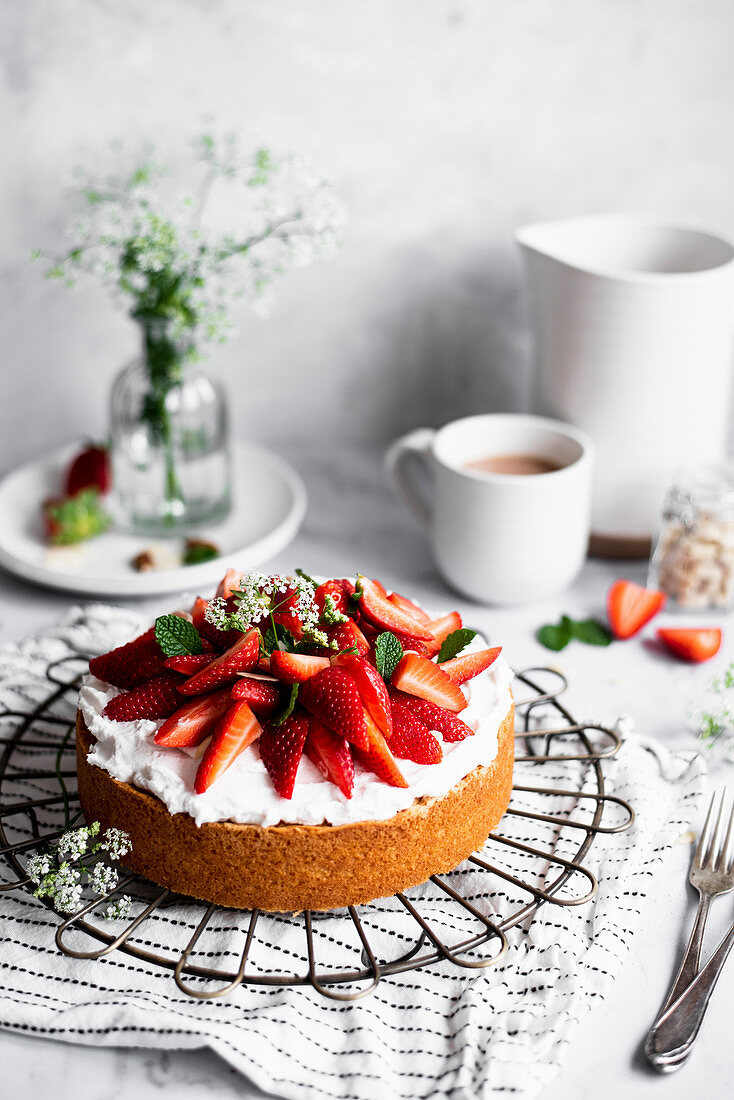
(1, 443), (732, 1099)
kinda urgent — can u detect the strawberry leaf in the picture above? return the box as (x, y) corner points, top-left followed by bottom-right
(375, 632), (403, 681)
(437, 628), (477, 663)
(155, 614), (203, 657)
(537, 617), (573, 652)
(570, 618), (612, 647)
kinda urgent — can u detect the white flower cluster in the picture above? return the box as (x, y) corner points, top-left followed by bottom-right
(205, 571), (332, 647)
(27, 821), (133, 921)
(39, 132), (346, 344)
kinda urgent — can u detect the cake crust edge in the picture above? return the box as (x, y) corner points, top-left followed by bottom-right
(75, 705), (514, 912)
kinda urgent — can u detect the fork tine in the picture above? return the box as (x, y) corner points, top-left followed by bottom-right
(694, 792), (717, 869)
(706, 790), (726, 870)
(718, 792), (734, 873)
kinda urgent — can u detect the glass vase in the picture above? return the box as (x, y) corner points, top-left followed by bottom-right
(110, 320), (231, 534)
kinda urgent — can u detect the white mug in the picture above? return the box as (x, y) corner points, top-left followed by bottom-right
(385, 413), (594, 605)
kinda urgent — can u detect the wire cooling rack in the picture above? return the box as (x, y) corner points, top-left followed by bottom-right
(0, 655), (633, 1001)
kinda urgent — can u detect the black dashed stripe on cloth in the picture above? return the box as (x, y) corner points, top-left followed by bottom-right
(0, 609), (708, 1100)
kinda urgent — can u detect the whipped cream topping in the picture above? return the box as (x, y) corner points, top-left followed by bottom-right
(78, 637), (514, 829)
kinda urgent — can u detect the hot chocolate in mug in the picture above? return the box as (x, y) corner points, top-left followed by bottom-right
(385, 413), (594, 604)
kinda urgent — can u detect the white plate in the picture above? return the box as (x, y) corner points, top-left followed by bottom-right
(0, 441), (307, 597)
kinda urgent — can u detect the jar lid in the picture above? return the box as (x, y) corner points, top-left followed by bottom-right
(666, 461), (734, 521)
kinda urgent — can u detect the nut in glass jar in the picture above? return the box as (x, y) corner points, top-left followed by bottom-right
(649, 463), (734, 611)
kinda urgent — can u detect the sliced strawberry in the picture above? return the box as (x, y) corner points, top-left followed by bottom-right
(215, 569), (242, 599)
(387, 693), (443, 764)
(355, 712), (408, 787)
(331, 652), (392, 737)
(154, 689), (233, 747)
(89, 627), (166, 689)
(178, 630), (260, 695)
(394, 691), (474, 742)
(388, 591), (432, 625)
(163, 653), (216, 675)
(259, 711), (310, 798)
(425, 611), (462, 647)
(269, 651), (331, 683)
(359, 577), (434, 641)
(331, 618), (371, 658)
(440, 646), (502, 685)
(271, 586), (307, 639)
(194, 701), (262, 793)
(103, 674), (183, 722)
(304, 718), (354, 797)
(657, 627), (722, 663)
(230, 676), (282, 715)
(607, 579), (666, 639)
(299, 666), (370, 749)
(65, 444), (111, 496)
(391, 652), (466, 712)
(191, 596), (241, 651)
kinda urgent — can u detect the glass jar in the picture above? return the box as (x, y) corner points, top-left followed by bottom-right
(110, 319), (231, 533)
(648, 463), (734, 611)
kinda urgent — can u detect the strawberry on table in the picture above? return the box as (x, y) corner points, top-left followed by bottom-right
(154, 689), (233, 748)
(194, 701), (262, 793)
(65, 443), (111, 497)
(387, 692), (443, 764)
(391, 652), (466, 712)
(304, 719), (354, 797)
(259, 712), (311, 798)
(657, 627), (722, 663)
(269, 651), (330, 683)
(607, 579), (666, 639)
(43, 489), (109, 546)
(358, 577), (434, 641)
(178, 630), (260, 695)
(89, 627), (167, 689)
(331, 652), (392, 738)
(440, 646), (502, 685)
(299, 666), (370, 749)
(103, 674), (183, 722)
(230, 676), (282, 715)
(394, 691), (475, 742)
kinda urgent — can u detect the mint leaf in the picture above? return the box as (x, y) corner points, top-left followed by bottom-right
(375, 632), (403, 681)
(182, 540), (219, 565)
(438, 628), (477, 663)
(570, 618), (612, 647)
(155, 614), (203, 657)
(537, 617), (573, 652)
(274, 683), (299, 726)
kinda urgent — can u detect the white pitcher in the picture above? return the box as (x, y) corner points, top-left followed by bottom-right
(516, 215), (734, 556)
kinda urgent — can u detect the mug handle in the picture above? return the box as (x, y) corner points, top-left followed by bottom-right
(384, 428), (435, 526)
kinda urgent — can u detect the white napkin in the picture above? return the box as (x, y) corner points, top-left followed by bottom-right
(0, 608), (707, 1100)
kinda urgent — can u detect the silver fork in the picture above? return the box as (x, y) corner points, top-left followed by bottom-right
(645, 790), (734, 1071)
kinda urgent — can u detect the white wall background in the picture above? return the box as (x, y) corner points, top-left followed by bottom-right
(2, 0), (734, 469)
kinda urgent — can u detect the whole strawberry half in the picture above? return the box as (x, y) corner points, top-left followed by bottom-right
(178, 630), (260, 695)
(65, 444), (111, 497)
(358, 577), (434, 641)
(355, 713), (408, 787)
(330, 618), (371, 658)
(299, 666), (370, 749)
(269, 651), (330, 683)
(391, 652), (466, 712)
(163, 653), (215, 675)
(393, 691), (474, 742)
(304, 718), (354, 798)
(331, 652), (392, 737)
(440, 646), (502, 685)
(387, 693), (443, 764)
(154, 689), (233, 748)
(194, 701), (262, 793)
(103, 674), (183, 722)
(607, 580), (665, 640)
(89, 627), (167, 689)
(259, 711), (311, 798)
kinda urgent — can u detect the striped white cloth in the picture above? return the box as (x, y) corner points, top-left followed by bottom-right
(0, 607), (707, 1100)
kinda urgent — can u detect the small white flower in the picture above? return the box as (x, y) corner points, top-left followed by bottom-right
(100, 828), (132, 861)
(57, 827), (91, 862)
(26, 853), (53, 885)
(88, 863), (119, 895)
(104, 895), (132, 921)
